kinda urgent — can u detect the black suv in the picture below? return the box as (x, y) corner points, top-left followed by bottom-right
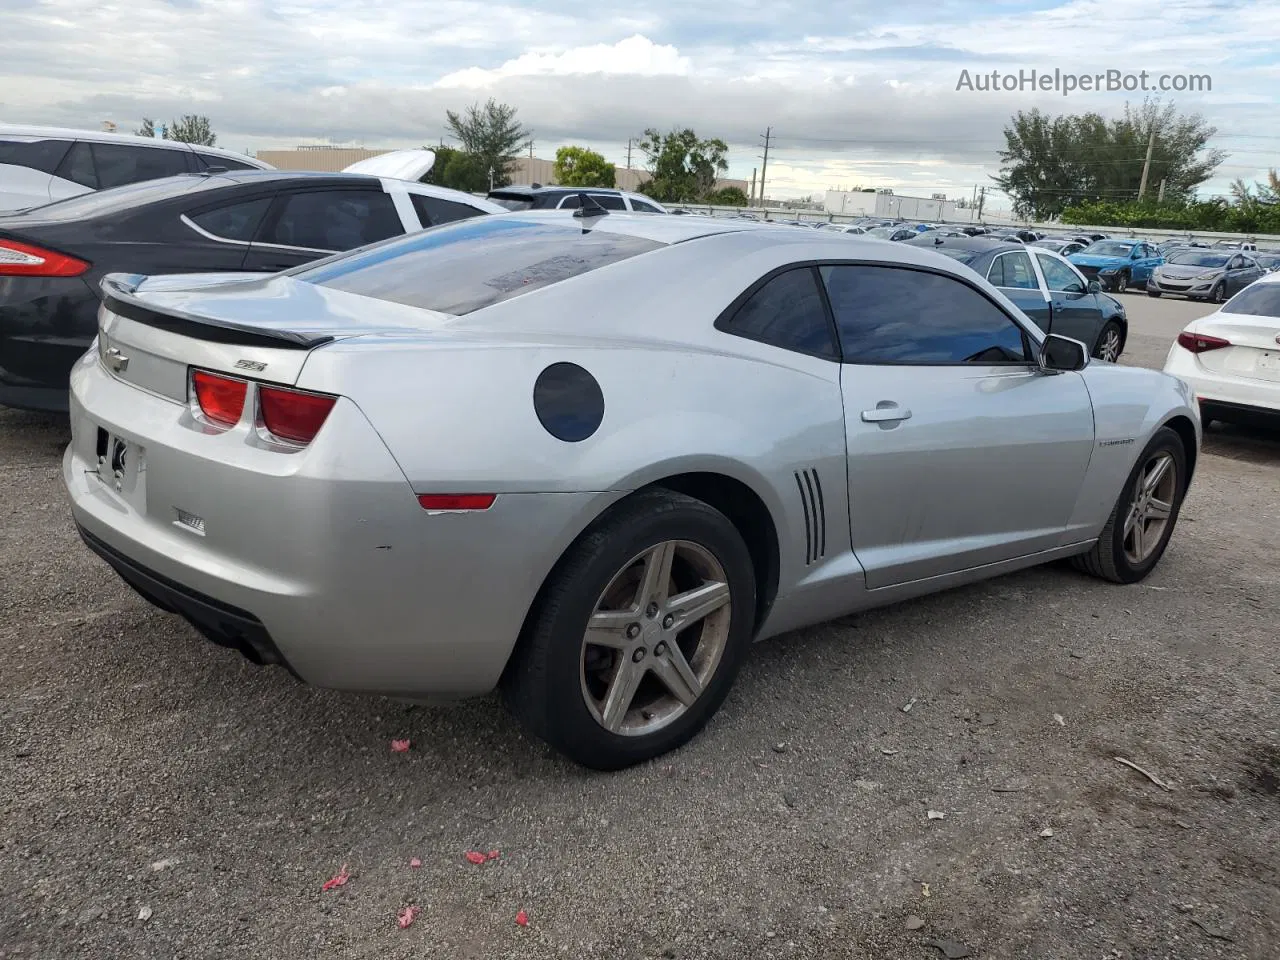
(486, 185), (667, 214)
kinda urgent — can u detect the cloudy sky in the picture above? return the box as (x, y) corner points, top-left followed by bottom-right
(2, 0), (1277, 204)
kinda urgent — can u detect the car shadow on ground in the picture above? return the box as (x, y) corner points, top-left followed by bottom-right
(1201, 420), (1280, 466)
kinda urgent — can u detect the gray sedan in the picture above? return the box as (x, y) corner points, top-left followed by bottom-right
(1148, 249), (1265, 301)
(64, 212), (1200, 769)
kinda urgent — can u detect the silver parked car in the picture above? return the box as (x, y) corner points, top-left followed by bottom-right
(64, 212), (1201, 769)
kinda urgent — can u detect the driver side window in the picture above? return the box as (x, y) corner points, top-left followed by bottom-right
(1034, 254), (1086, 294)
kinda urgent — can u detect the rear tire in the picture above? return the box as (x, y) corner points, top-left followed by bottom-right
(502, 488), (756, 770)
(1147, 290), (1161, 298)
(1071, 427), (1187, 584)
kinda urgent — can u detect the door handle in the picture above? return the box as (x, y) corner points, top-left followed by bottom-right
(861, 405), (912, 423)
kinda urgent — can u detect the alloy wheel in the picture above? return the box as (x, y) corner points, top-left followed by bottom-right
(1123, 452), (1177, 565)
(1097, 327), (1122, 362)
(580, 540), (732, 737)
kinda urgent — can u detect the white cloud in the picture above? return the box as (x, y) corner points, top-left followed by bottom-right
(0, 0), (1275, 199)
(436, 35), (691, 87)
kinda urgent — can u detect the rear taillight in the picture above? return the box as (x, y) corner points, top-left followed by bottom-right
(1177, 331), (1231, 354)
(258, 385), (337, 445)
(191, 370), (247, 426)
(0, 238), (90, 277)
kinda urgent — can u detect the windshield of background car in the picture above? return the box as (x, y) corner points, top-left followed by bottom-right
(1166, 251), (1230, 267)
(1221, 283), (1280, 317)
(293, 217), (666, 315)
(1083, 241), (1135, 257)
(5, 174), (226, 221)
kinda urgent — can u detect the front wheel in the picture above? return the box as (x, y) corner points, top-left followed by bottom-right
(1211, 281), (1226, 304)
(1147, 289), (1161, 298)
(1071, 427), (1187, 584)
(1113, 271), (1129, 294)
(1092, 321), (1124, 362)
(502, 488), (756, 770)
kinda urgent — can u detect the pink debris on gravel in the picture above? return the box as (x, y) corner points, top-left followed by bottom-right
(515, 909), (529, 927)
(409, 857), (422, 868)
(390, 739), (411, 753)
(464, 851), (487, 865)
(397, 906), (420, 929)
(322, 864), (350, 891)
(487, 850), (500, 861)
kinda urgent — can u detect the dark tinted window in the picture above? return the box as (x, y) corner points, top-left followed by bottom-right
(721, 268), (836, 359)
(55, 141), (97, 188)
(195, 153), (257, 172)
(821, 265), (1030, 364)
(188, 197), (272, 242)
(930, 246), (980, 263)
(410, 193), (484, 227)
(13, 174), (226, 221)
(294, 217), (664, 315)
(91, 142), (191, 189)
(631, 198), (663, 213)
(262, 189), (400, 251)
(1222, 283), (1280, 316)
(558, 194), (627, 211)
(986, 251), (1038, 289)
(488, 193), (534, 211)
(0, 137), (73, 174)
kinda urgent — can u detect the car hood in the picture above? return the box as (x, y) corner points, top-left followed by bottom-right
(1156, 264), (1224, 279)
(341, 149), (436, 181)
(1069, 254), (1130, 268)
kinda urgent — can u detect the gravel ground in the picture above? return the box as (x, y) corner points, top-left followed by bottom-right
(2, 294), (1278, 959)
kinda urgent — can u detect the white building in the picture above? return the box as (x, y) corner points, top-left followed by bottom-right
(823, 189), (978, 223)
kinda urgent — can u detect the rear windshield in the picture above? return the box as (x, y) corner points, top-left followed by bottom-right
(292, 216), (665, 315)
(930, 246), (980, 263)
(5, 174), (226, 221)
(488, 194), (535, 211)
(1222, 283), (1280, 317)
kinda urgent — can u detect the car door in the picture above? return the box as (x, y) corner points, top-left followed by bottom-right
(1033, 252), (1102, 347)
(1226, 255), (1262, 295)
(822, 263), (1095, 588)
(242, 187), (403, 271)
(1135, 243), (1161, 282)
(983, 250), (1051, 332)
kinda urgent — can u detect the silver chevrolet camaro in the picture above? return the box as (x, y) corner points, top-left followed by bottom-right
(63, 210), (1201, 769)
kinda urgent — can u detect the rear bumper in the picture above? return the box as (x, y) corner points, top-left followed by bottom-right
(1163, 346), (1280, 422)
(64, 348), (617, 697)
(78, 523), (297, 673)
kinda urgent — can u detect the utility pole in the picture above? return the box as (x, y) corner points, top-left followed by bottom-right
(976, 186), (986, 221)
(1157, 178), (1167, 203)
(1138, 123), (1157, 200)
(750, 168), (757, 206)
(758, 126), (772, 208)
(971, 184), (978, 207)
(625, 138), (632, 170)
(528, 140), (533, 159)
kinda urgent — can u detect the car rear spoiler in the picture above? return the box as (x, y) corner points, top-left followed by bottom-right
(99, 273), (332, 350)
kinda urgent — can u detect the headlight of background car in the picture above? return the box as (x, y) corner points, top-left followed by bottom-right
(1099, 267), (1117, 275)
(1195, 272), (1219, 280)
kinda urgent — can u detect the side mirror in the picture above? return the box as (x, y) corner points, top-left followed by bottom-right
(1087, 279), (1102, 293)
(1131, 250), (1142, 259)
(1039, 334), (1089, 373)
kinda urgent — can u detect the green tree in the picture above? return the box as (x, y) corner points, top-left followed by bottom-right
(445, 99), (527, 188)
(553, 146), (616, 187)
(135, 118), (156, 138)
(706, 186), (749, 206)
(421, 145), (459, 186)
(994, 99), (1224, 220)
(166, 114), (217, 146)
(635, 128), (729, 203)
(440, 151), (490, 193)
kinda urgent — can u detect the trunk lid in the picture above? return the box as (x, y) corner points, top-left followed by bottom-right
(1193, 311), (1280, 382)
(96, 271), (451, 402)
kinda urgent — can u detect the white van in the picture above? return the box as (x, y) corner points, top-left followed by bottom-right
(0, 124), (273, 212)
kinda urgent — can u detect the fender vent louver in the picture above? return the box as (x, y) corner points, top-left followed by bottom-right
(794, 468), (827, 566)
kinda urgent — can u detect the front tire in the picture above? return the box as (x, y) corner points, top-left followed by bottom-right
(1092, 321), (1124, 362)
(1211, 281), (1226, 304)
(1147, 289), (1161, 298)
(502, 488), (756, 770)
(1071, 427), (1187, 584)
(1113, 271), (1129, 294)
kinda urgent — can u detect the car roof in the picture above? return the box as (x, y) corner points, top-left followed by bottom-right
(0, 123), (271, 167)
(902, 234), (1021, 254)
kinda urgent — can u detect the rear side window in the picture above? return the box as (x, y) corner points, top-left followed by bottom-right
(91, 142), (191, 189)
(261, 190), (401, 251)
(821, 264), (1030, 364)
(719, 268), (837, 359)
(559, 194), (627, 211)
(195, 153), (258, 172)
(410, 193), (485, 227)
(55, 142), (98, 188)
(188, 197), (272, 242)
(1222, 283), (1280, 317)
(986, 251), (1038, 289)
(488, 194), (534, 211)
(630, 198), (663, 213)
(293, 217), (665, 315)
(0, 137), (72, 174)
